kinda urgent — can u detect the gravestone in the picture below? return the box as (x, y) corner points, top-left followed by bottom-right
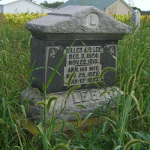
(131, 10), (141, 31)
(21, 5), (131, 123)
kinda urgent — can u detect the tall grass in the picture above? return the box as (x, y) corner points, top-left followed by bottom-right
(0, 11), (150, 149)
(0, 15), (31, 96)
(0, 12), (31, 149)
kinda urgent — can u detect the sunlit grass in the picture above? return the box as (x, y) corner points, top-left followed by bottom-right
(0, 11), (150, 149)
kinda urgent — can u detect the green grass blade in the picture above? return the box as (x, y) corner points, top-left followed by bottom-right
(99, 135), (109, 142)
(52, 143), (71, 150)
(64, 122), (79, 135)
(33, 67), (64, 79)
(89, 129), (102, 149)
(119, 96), (132, 139)
(76, 104), (86, 109)
(46, 95), (58, 112)
(71, 111), (81, 127)
(142, 69), (150, 79)
(67, 85), (81, 99)
(36, 101), (46, 108)
(67, 71), (76, 88)
(131, 93), (142, 116)
(99, 67), (116, 79)
(127, 74), (136, 95)
(123, 139), (143, 150)
(81, 112), (93, 125)
(133, 132), (150, 143)
(0, 118), (4, 124)
(46, 41), (76, 90)
(135, 58), (145, 80)
(69, 145), (86, 150)
(113, 145), (122, 150)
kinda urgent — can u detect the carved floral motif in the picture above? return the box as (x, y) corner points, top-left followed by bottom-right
(49, 43), (63, 58)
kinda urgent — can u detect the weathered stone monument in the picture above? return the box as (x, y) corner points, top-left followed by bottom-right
(21, 6), (131, 123)
(131, 10), (141, 31)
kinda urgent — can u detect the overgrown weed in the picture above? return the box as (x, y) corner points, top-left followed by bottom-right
(0, 13), (150, 149)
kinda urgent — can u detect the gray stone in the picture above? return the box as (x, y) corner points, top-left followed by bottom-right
(131, 10), (141, 31)
(26, 5), (132, 40)
(22, 5), (130, 123)
(26, 6), (132, 93)
(20, 86), (123, 123)
(31, 39), (118, 93)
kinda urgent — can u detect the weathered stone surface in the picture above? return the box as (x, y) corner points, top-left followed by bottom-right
(31, 39), (117, 93)
(20, 86), (123, 123)
(26, 5), (132, 40)
(131, 10), (141, 31)
(23, 6), (128, 123)
(26, 6), (132, 94)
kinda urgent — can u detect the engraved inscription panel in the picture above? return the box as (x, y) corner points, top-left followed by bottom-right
(86, 13), (99, 28)
(64, 46), (103, 86)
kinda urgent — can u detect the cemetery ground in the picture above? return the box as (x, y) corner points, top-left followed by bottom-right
(0, 12), (150, 150)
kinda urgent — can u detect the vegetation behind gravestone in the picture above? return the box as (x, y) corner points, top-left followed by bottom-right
(40, 0), (150, 14)
(40, 1), (64, 8)
(132, 7), (150, 15)
(0, 12), (150, 149)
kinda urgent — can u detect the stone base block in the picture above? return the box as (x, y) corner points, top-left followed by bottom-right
(20, 86), (123, 124)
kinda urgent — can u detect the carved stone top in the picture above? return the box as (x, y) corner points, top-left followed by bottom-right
(25, 5), (132, 40)
(131, 10), (141, 26)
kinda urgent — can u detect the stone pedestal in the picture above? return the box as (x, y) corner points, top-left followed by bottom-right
(21, 86), (123, 123)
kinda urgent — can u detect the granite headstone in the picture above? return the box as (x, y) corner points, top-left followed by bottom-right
(21, 6), (131, 123)
(131, 10), (141, 31)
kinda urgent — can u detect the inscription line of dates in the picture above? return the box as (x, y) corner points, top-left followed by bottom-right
(64, 46), (104, 86)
